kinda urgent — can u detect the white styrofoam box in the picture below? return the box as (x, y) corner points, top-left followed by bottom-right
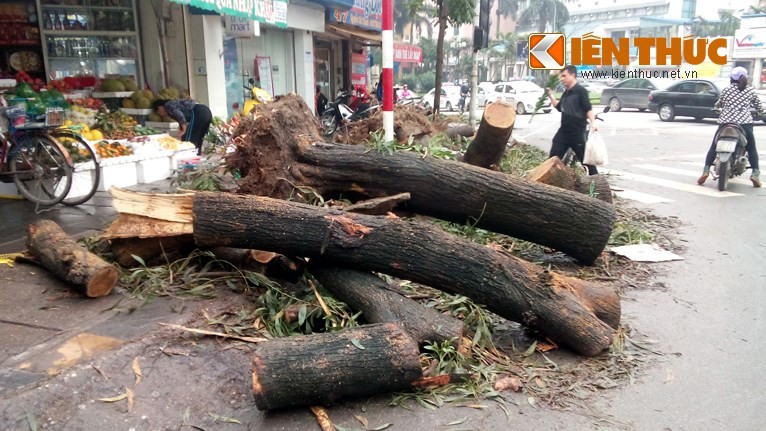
(120, 108), (153, 115)
(136, 154), (173, 184)
(145, 121), (180, 130)
(0, 181), (22, 199)
(97, 155), (138, 191)
(91, 91), (134, 98)
(171, 149), (198, 170)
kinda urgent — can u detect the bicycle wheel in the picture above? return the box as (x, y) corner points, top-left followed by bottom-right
(49, 130), (101, 206)
(10, 133), (72, 206)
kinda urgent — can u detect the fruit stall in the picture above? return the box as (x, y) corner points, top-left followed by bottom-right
(1, 79), (197, 199)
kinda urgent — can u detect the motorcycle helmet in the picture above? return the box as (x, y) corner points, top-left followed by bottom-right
(730, 66), (748, 80)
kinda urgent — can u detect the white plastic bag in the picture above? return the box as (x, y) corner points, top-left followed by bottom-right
(583, 131), (608, 166)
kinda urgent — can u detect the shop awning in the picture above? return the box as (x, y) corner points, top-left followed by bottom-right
(172, 0), (288, 28)
(326, 24), (382, 44)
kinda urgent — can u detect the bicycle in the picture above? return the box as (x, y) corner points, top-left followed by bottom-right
(0, 96), (73, 207)
(48, 127), (100, 206)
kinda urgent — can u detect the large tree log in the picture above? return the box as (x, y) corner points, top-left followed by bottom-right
(194, 192), (620, 356)
(252, 323), (422, 410)
(462, 101), (516, 169)
(526, 156), (613, 204)
(309, 264), (464, 345)
(26, 220), (118, 297)
(227, 94), (615, 264)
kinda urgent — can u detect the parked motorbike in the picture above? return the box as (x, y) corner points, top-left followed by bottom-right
(320, 89), (379, 137)
(242, 78), (273, 115)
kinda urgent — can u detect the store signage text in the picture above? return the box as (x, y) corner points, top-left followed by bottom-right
(172, 0), (287, 28)
(328, 0), (382, 31)
(393, 43), (422, 63)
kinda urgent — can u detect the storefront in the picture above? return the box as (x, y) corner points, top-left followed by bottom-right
(733, 28), (766, 89)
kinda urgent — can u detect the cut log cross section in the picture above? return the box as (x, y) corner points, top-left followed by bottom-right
(194, 192), (620, 356)
(462, 101), (516, 169)
(26, 220), (118, 297)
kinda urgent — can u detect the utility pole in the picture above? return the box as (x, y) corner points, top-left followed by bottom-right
(382, 0), (394, 141)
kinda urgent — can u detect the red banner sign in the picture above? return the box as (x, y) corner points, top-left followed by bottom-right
(393, 43), (422, 64)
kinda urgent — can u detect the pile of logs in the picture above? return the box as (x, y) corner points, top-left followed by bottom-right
(40, 95), (619, 410)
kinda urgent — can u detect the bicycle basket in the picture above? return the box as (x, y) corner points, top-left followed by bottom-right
(44, 107), (65, 127)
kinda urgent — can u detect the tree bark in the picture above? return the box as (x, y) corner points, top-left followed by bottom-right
(227, 94), (615, 263)
(252, 323), (422, 410)
(309, 264), (464, 346)
(446, 124), (476, 140)
(525, 157), (613, 204)
(194, 192), (620, 356)
(109, 235), (196, 268)
(462, 101), (516, 169)
(26, 220), (118, 297)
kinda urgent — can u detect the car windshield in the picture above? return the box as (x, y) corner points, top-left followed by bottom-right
(650, 78), (676, 90)
(512, 81), (542, 92)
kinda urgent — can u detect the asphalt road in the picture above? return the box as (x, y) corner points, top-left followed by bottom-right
(518, 107), (765, 430)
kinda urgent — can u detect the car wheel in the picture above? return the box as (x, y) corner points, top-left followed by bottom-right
(423, 102), (431, 110)
(609, 97), (622, 112)
(638, 108), (647, 112)
(516, 102), (526, 115)
(658, 103), (675, 122)
(446, 102), (452, 112)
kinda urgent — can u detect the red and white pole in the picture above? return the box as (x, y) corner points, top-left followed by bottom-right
(382, 0), (394, 141)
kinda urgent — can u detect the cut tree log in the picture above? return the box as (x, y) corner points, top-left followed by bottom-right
(227, 94), (615, 263)
(208, 247), (305, 282)
(309, 264), (464, 345)
(462, 101), (516, 169)
(194, 192), (620, 356)
(525, 157), (613, 204)
(251, 323), (422, 410)
(341, 192), (410, 215)
(26, 220), (118, 297)
(446, 124), (476, 140)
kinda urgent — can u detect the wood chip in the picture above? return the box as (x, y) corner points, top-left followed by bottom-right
(309, 406), (336, 431)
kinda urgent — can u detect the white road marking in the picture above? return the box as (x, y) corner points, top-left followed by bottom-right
(613, 189), (674, 203)
(632, 164), (755, 186)
(604, 169), (744, 197)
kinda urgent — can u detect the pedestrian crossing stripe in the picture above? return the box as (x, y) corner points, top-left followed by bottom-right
(613, 189), (674, 204)
(605, 169), (744, 198)
(632, 164), (755, 186)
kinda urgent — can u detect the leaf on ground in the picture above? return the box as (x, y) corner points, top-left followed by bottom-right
(25, 409), (37, 431)
(522, 341), (538, 357)
(353, 414), (368, 428)
(159, 323), (267, 343)
(369, 423), (393, 430)
(92, 364), (109, 380)
(132, 357), (142, 386)
(126, 387), (134, 413)
(493, 376), (523, 392)
(459, 404), (487, 409)
(207, 412), (241, 424)
(534, 377), (546, 388)
(98, 391), (127, 402)
(527, 396), (537, 408)
(446, 417), (468, 426)
(350, 338), (365, 350)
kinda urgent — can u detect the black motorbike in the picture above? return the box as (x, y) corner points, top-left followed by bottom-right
(320, 90), (379, 137)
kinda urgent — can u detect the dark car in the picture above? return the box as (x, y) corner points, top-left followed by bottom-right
(600, 78), (675, 111)
(648, 78), (766, 122)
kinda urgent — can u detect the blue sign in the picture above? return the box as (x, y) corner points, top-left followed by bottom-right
(327, 0), (382, 31)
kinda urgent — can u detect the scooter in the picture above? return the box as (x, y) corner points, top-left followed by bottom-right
(710, 110), (751, 191)
(320, 89), (379, 137)
(242, 78), (273, 115)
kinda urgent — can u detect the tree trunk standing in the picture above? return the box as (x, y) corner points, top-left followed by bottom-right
(251, 323), (422, 410)
(433, 0), (448, 117)
(462, 101), (516, 169)
(309, 265), (465, 346)
(194, 193), (620, 356)
(226, 94), (615, 263)
(26, 220), (118, 297)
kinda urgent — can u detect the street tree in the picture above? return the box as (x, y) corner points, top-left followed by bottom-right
(494, 0), (519, 38)
(718, 11), (741, 36)
(431, 0), (476, 115)
(489, 32), (517, 81)
(519, 0), (569, 33)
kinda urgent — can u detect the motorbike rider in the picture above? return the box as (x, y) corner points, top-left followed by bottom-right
(398, 84), (413, 101)
(459, 82), (470, 113)
(698, 66), (763, 187)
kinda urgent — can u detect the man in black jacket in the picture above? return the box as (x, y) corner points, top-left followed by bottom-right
(546, 65), (599, 174)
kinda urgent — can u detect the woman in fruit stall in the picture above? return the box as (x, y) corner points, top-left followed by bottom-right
(151, 99), (212, 156)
